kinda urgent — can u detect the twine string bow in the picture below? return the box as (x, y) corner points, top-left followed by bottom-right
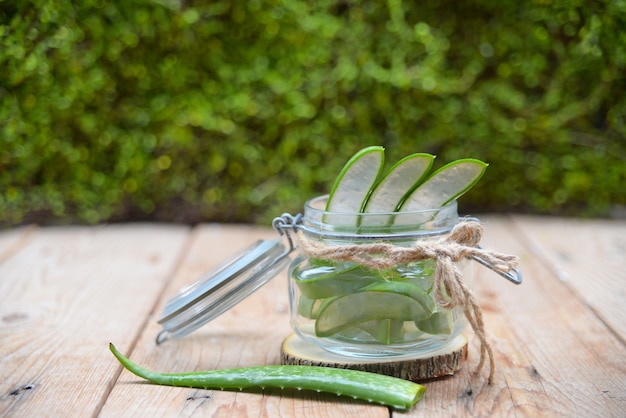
(296, 220), (520, 384)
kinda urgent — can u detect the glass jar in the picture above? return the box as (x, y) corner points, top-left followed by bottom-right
(287, 195), (470, 358)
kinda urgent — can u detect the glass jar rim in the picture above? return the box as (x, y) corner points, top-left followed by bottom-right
(300, 195), (459, 239)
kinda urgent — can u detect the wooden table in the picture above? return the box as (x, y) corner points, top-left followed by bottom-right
(1, 216), (625, 417)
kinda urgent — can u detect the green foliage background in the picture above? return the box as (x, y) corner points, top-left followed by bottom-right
(2, 0), (625, 226)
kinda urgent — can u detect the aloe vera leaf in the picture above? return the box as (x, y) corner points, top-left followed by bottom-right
(399, 158), (488, 212)
(362, 278), (441, 341)
(415, 311), (453, 335)
(297, 295), (324, 319)
(294, 263), (381, 299)
(110, 343), (425, 409)
(325, 146), (385, 213)
(315, 291), (434, 338)
(363, 153), (435, 215)
(361, 280), (436, 314)
(357, 319), (406, 344)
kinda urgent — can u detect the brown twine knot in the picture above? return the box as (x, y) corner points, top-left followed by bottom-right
(296, 220), (520, 384)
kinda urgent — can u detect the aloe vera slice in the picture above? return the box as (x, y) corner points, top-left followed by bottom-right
(357, 319), (406, 344)
(110, 344), (425, 409)
(399, 158), (488, 212)
(361, 280), (436, 313)
(415, 311), (453, 335)
(315, 290), (434, 338)
(325, 146), (385, 213)
(294, 263), (380, 299)
(297, 295), (324, 319)
(363, 153), (435, 214)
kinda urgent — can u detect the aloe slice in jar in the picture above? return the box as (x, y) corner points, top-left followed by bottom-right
(357, 319), (406, 344)
(325, 146), (385, 213)
(363, 153), (435, 214)
(361, 280), (436, 313)
(324, 146), (385, 226)
(297, 295), (325, 319)
(294, 263), (381, 299)
(415, 311), (453, 335)
(399, 159), (488, 212)
(315, 285), (435, 338)
(361, 280), (436, 340)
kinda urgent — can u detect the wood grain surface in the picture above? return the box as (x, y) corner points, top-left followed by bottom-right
(0, 216), (624, 417)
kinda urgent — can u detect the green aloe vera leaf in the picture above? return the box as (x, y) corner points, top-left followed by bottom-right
(361, 280), (436, 314)
(325, 146), (385, 214)
(110, 343), (425, 410)
(363, 153), (435, 216)
(315, 291), (434, 338)
(297, 295), (324, 319)
(357, 319), (406, 344)
(399, 158), (488, 212)
(415, 311), (453, 335)
(297, 295), (315, 318)
(294, 263), (381, 299)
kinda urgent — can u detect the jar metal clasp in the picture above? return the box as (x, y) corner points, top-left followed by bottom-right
(471, 247), (522, 285)
(461, 217), (523, 285)
(272, 213), (303, 255)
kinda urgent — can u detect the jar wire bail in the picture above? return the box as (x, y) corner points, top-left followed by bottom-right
(462, 217), (523, 285)
(272, 213), (303, 254)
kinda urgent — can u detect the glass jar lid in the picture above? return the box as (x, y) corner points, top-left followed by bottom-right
(156, 238), (291, 344)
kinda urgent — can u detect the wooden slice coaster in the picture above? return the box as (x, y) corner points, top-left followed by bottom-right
(281, 333), (468, 382)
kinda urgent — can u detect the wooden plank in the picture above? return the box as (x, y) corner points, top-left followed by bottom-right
(0, 224), (190, 417)
(0, 225), (36, 265)
(402, 215), (626, 417)
(511, 216), (626, 343)
(6, 217), (621, 417)
(101, 224), (389, 417)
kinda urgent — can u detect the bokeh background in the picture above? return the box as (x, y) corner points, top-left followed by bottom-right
(2, 0), (625, 226)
